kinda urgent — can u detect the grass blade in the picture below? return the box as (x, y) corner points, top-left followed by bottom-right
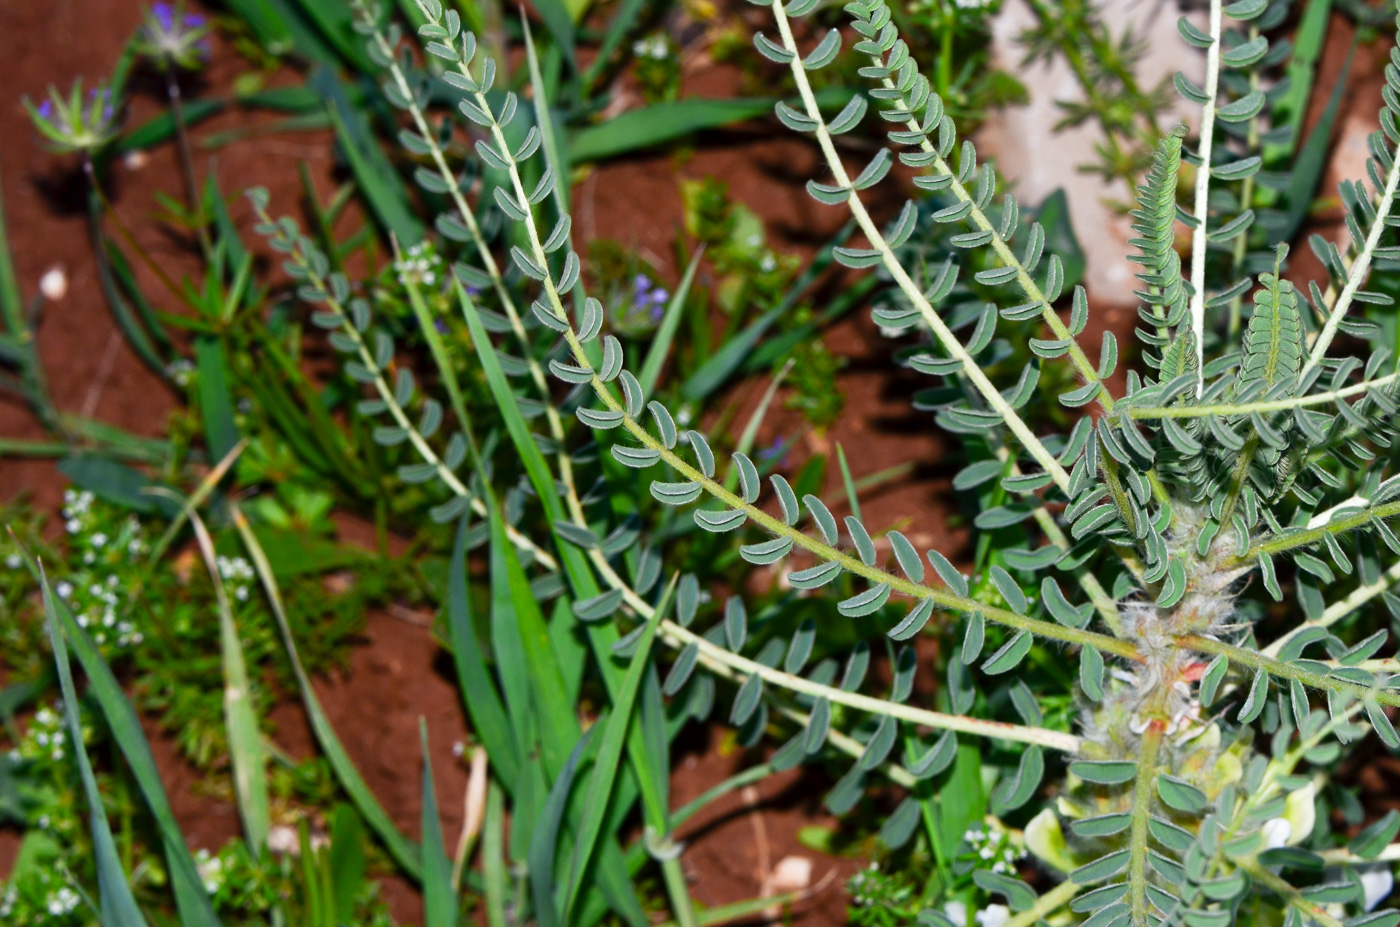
(188, 511), (269, 853)
(638, 248), (704, 398)
(570, 98), (782, 163)
(483, 781), (509, 927)
(446, 516), (520, 783)
(231, 505), (423, 880)
(194, 334), (240, 462)
(563, 580), (674, 920)
(312, 68), (423, 244)
(34, 563), (151, 927)
(529, 731), (593, 927)
(421, 721), (459, 927)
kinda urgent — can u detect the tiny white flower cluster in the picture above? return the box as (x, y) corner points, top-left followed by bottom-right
(50, 492), (149, 648)
(632, 33), (670, 61)
(165, 357), (196, 388)
(45, 887), (80, 918)
(194, 848), (224, 894)
(963, 821), (1022, 875)
(846, 860), (888, 905)
(70, 574), (142, 648)
(61, 489), (96, 537)
(395, 240), (444, 288)
(216, 555), (255, 602)
(9, 705), (65, 767)
(0, 871), (85, 924)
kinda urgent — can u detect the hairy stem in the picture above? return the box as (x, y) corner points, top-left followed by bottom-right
(1182, 633), (1400, 708)
(1240, 498), (1400, 563)
(1128, 722), (1164, 927)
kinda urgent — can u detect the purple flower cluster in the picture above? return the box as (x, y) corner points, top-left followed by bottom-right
(152, 2), (205, 32)
(140, 2), (212, 68)
(27, 81), (122, 153)
(631, 274), (669, 322)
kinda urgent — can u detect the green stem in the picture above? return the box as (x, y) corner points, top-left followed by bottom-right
(1238, 858), (1344, 927)
(164, 64), (211, 259)
(1240, 499), (1400, 563)
(1181, 633), (1400, 708)
(1128, 370), (1400, 419)
(1128, 723), (1164, 927)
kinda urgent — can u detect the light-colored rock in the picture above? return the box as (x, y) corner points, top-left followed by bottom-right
(976, 0), (1205, 306)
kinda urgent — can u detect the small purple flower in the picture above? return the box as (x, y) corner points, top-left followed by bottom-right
(37, 99), (53, 119)
(138, 1), (212, 70)
(434, 318), (449, 334)
(758, 437), (790, 469)
(630, 273), (669, 317)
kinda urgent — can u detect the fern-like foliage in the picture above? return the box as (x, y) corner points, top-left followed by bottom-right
(237, 1), (1400, 925)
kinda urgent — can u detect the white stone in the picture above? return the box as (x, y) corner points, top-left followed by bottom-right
(977, 0), (1206, 306)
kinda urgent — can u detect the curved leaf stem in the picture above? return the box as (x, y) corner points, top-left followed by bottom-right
(1187, 0), (1223, 388)
(1302, 125), (1400, 377)
(853, 56), (1116, 415)
(1238, 858), (1344, 927)
(1128, 370), (1400, 419)
(769, 2), (1074, 494)
(1237, 498), (1400, 564)
(424, 37), (1092, 757)
(1264, 557), (1400, 659)
(1181, 633), (1400, 708)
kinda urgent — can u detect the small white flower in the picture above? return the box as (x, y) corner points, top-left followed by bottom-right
(39, 266), (68, 301)
(1361, 865), (1394, 911)
(56, 581), (73, 599)
(943, 901), (969, 927)
(1260, 817), (1291, 849)
(4, 553), (21, 569)
(267, 824), (300, 855)
(975, 904), (1010, 927)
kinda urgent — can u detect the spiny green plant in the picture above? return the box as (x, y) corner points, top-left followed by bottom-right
(31, 0), (1400, 925)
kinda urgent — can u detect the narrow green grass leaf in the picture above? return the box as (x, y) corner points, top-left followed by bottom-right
(37, 564), (151, 927)
(190, 513), (268, 854)
(312, 69), (423, 243)
(531, 732), (593, 927)
(446, 516), (520, 782)
(564, 580), (674, 919)
(483, 781), (509, 927)
(421, 722), (458, 927)
(232, 507), (423, 880)
(638, 249), (704, 397)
